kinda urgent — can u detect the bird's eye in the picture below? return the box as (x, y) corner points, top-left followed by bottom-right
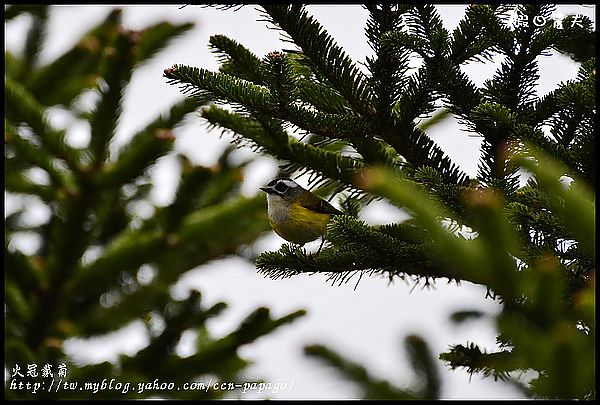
(275, 182), (289, 193)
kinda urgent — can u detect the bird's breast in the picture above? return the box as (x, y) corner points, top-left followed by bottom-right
(266, 195), (331, 244)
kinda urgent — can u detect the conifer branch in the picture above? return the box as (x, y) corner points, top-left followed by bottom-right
(305, 344), (418, 399)
(285, 107), (374, 139)
(209, 34), (266, 84)
(21, 5), (48, 80)
(89, 29), (136, 166)
(5, 120), (71, 188)
(201, 106), (366, 189)
(297, 78), (351, 114)
(439, 343), (518, 380)
(5, 171), (57, 202)
(99, 97), (200, 188)
(448, 5), (496, 64)
(366, 5), (410, 118)
(164, 64), (274, 113)
(26, 9), (123, 106)
(406, 4), (449, 58)
(260, 5), (376, 116)
(5, 77), (81, 170)
(134, 21), (194, 66)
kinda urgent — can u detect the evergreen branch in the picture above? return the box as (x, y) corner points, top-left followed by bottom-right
(285, 106), (373, 139)
(387, 125), (470, 186)
(5, 4), (45, 21)
(327, 216), (432, 269)
(553, 15), (595, 63)
(4, 172), (57, 203)
(356, 166), (521, 294)
(550, 108), (589, 151)
(255, 244), (380, 281)
(569, 119), (594, 188)
(391, 67), (436, 127)
(511, 125), (580, 179)
(159, 308), (306, 378)
(201, 105), (287, 154)
(515, 146), (595, 256)
(416, 107), (451, 132)
(548, 81), (594, 147)
(201, 106), (366, 189)
(21, 5), (49, 80)
(5, 120), (71, 188)
(255, 216), (468, 286)
(533, 86), (564, 124)
(481, 56), (539, 115)
(419, 179), (474, 227)
(379, 68), (464, 185)
(404, 335), (441, 399)
(350, 137), (405, 168)
(134, 21), (195, 66)
(89, 29), (135, 166)
(304, 344), (417, 399)
(155, 195), (271, 283)
(99, 97), (199, 187)
(426, 53), (483, 118)
(25, 9), (123, 106)
(164, 64), (274, 112)
(262, 50), (301, 109)
(67, 229), (164, 303)
(5, 78), (80, 170)
(406, 5), (450, 57)
(297, 78), (351, 114)
(6, 280), (32, 324)
(69, 195), (269, 312)
(469, 103), (520, 191)
(508, 200), (572, 253)
(151, 151), (251, 235)
(286, 139), (366, 190)
(481, 5), (515, 55)
(380, 30), (428, 59)
(77, 283), (221, 337)
(365, 5), (410, 119)
(260, 5), (375, 116)
(4, 246), (44, 296)
(439, 342), (518, 380)
(209, 34), (266, 84)
(449, 5), (496, 64)
(127, 291), (226, 372)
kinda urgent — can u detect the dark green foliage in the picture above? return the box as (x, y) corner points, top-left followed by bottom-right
(166, 4), (595, 399)
(5, 6), (304, 399)
(305, 334), (439, 400)
(553, 14), (595, 63)
(209, 34), (266, 84)
(260, 5), (376, 116)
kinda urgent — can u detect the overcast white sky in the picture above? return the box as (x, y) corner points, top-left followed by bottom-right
(5, 4), (595, 399)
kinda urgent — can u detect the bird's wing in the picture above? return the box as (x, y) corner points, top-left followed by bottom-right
(301, 198), (344, 216)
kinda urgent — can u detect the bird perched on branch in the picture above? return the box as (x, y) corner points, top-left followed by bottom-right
(260, 178), (343, 247)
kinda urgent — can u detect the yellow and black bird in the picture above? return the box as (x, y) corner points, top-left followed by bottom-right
(260, 178), (343, 246)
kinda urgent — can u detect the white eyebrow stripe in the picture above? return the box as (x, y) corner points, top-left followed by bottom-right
(278, 179), (300, 188)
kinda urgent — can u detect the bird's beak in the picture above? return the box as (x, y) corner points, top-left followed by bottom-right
(260, 186), (272, 194)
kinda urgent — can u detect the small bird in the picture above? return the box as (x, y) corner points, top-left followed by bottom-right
(260, 178), (343, 246)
